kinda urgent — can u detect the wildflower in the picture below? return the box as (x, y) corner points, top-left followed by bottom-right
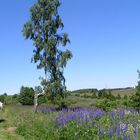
(116, 126), (121, 136)
(92, 121), (95, 127)
(133, 127), (138, 140)
(110, 111), (115, 118)
(108, 128), (113, 138)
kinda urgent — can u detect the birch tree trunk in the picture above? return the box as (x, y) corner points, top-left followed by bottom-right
(34, 93), (44, 113)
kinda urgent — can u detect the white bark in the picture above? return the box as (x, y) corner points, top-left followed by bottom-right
(34, 93), (45, 113)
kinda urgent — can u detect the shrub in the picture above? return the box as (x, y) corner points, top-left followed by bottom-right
(130, 91), (140, 110)
(130, 71), (140, 110)
(19, 86), (35, 105)
(95, 99), (118, 111)
(55, 98), (71, 110)
(75, 93), (80, 97)
(91, 93), (97, 98)
(116, 94), (121, 100)
(123, 95), (128, 100)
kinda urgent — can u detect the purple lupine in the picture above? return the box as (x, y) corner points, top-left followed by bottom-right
(47, 107), (55, 113)
(127, 135), (131, 140)
(133, 127), (138, 140)
(122, 133), (127, 140)
(84, 112), (90, 123)
(129, 117), (133, 123)
(41, 106), (56, 114)
(54, 107), (140, 140)
(108, 128), (114, 138)
(89, 110), (96, 119)
(98, 121), (101, 138)
(118, 109), (125, 118)
(92, 121), (95, 127)
(110, 111), (116, 118)
(41, 106), (47, 113)
(116, 125), (121, 136)
(55, 108), (107, 128)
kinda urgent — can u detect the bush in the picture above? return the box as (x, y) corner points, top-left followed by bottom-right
(19, 86), (35, 105)
(55, 98), (71, 109)
(97, 89), (115, 99)
(95, 99), (118, 111)
(91, 93), (97, 98)
(130, 91), (140, 110)
(98, 89), (107, 98)
(75, 93), (80, 97)
(116, 94), (121, 100)
(123, 95), (128, 100)
(130, 72), (140, 110)
(0, 93), (7, 103)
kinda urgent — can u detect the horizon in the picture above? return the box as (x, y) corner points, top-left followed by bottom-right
(0, 86), (136, 95)
(0, 0), (140, 94)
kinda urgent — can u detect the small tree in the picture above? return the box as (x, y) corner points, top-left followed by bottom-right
(98, 89), (107, 98)
(116, 94), (121, 100)
(19, 86), (35, 105)
(0, 93), (6, 103)
(131, 71), (140, 110)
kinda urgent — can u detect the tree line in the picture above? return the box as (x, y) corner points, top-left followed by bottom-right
(0, 86), (46, 105)
(0, 80), (140, 111)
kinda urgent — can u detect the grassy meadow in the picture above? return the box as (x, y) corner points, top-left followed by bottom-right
(0, 105), (140, 140)
(71, 88), (135, 98)
(0, 88), (140, 140)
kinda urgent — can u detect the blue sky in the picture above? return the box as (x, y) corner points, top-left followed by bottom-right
(0, 0), (140, 94)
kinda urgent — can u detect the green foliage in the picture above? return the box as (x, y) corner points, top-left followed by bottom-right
(71, 88), (135, 98)
(34, 85), (47, 104)
(97, 89), (115, 100)
(22, 0), (72, 101)
(0, 93), (7, 102)
(74, 93), (80, 97)
(123, 95), (128, 100)
(122, 98), (130, 107)
(130, 90), (140, 110)
(130, 71), (140, 110)
(55, 98), (71, 109)
(116, 94), (121, 100)
(4, 96), (13, 105)
(83, 93), (88, 98)
(1, 105), (140, 140)
(38, 94), (48, 104)
(95, 98), (118, 111)
(106, 91), (116, 100)
(98, 89), (107, 98)
(0, 93), (20, 105)
(17, 121), (48, 140)
(71, 88), (98, 94)
(91, 93), (97, 98)
(19, 86), (35, 105)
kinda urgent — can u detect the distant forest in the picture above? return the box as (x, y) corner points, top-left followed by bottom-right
(70, 87), (134, 93)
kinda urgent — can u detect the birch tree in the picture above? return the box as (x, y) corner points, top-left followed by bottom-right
(22, 0), (72, 112)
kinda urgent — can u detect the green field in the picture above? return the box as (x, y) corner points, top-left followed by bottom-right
(0, 87), (139, 140)
(71, 87), (135, 97)
(0, 105), (33, 140)
(0, 104), (140, 140)
(0, 105), (51, 140)
(111, 88), (135, 97)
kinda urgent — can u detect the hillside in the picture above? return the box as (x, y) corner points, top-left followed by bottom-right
(70, 87), (135, 97)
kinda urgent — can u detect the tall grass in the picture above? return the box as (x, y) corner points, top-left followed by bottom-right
(1, 105), (140, 140)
